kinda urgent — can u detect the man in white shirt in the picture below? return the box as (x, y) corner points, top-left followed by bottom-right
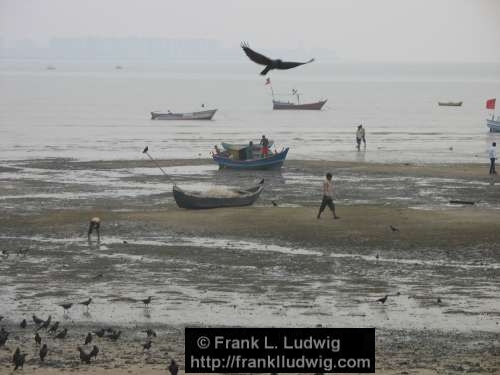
(317, 173), (340, 219)
(489, 142), (497, 175)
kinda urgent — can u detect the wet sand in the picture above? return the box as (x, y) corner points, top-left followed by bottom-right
(0, 158), (499, 374)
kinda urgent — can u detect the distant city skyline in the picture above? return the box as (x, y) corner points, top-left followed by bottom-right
(0, 36), (338, 61)
(1, 0), (499, 62)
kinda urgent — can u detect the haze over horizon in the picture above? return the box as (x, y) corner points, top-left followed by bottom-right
(1, 0), (500, 63)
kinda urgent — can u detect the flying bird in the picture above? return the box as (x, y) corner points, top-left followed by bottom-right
(241, 42), (315, 76)
(59, 302), (73, 314)
(376, 295), (389, 304)
(38, 315), (52, 330)
(80, 298), (92, 312)
(390, 225), (400, 232)
(33, 314), (44, 325)
(376, 294), (389, 305)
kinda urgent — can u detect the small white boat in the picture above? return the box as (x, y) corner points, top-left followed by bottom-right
(151, 109), (217, 120)
(487, 118), (500, 132)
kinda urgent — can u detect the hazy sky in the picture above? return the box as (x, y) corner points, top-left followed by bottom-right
(1, 0), (499, 62)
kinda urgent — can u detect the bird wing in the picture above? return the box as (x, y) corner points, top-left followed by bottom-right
(241, 43), (272, 66)
(279, 58), (315, 70)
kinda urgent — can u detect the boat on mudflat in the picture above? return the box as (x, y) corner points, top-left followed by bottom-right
(213, 148), (289, 170)
(273, 99), (327, 110)
(151, 109), (217, 120)
(487, 118), (500, 132)
(438, 101), (463, 107)
(173, 179), (264, 209)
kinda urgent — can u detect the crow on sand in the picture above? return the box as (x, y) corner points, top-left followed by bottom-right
(40, 344), (48, 362)
(168, 359), (179, 375)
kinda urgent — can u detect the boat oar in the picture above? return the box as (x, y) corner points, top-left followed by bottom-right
(142, 146), (176, 185)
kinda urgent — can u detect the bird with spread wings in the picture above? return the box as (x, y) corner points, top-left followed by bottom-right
(241, 42), (315, 76)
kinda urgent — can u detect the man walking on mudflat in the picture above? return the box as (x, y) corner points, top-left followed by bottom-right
(317, 172), (339, 219)
(489, 142), (497, 175)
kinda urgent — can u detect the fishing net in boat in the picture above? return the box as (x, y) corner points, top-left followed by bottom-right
(200, 186), (241, 198)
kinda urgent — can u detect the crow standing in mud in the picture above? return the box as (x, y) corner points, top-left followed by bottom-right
(13, 347), (27, 371)
(78, 346), (92, 364)
(40, 344), (48, 362)
(241, 42), (315, 76)
(168, 359), (179, 375)
(90, 345), (99, 359)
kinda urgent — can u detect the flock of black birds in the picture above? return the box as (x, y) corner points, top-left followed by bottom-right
(0, 296), (180, 372)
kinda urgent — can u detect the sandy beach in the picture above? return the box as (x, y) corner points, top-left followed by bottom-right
(0, 159), (499, 374)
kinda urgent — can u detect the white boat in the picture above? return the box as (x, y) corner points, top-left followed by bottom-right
(151, 109), (217, 120)
(487, 118), (500, 132)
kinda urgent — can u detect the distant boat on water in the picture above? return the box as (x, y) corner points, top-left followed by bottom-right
(486, 118), (500, 132)
(268, 85), (326, 110)
(438, 101), (462, 106)
(46, 65), (56, 70)
(151, 109), (217, 120)
(273, 99), (327, 110)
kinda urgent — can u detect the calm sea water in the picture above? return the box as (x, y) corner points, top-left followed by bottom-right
(0, 60), (499, 163)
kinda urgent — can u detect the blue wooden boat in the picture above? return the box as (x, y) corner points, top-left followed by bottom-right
(213, 148), (289, 170)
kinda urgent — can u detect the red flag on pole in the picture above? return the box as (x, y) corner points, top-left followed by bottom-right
(486, 98), (496, 109)
(265, 78), (271, 85)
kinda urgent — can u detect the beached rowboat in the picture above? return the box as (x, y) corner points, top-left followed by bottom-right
(173, 179), (264, 209)
(151, 109), (217, 120)
(273, 99), (327, 110)
(213, 148), (289, 170)
(438, 102), (463, 107)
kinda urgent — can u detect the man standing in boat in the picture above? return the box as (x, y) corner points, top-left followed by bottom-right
(356, 124), (366, 150)
(489, 142), (497, 175)
(260, 135), (270, 158)
(317, 173), (339, 220)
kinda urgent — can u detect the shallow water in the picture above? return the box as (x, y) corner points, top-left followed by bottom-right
(0, 232), (498, 333)
(1, 61), (500, 163)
